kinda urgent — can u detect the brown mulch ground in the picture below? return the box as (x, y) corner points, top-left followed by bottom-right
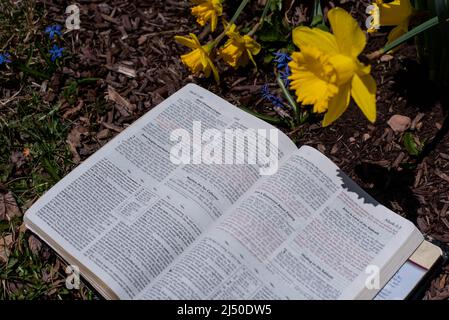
(34, 0), (449, 299)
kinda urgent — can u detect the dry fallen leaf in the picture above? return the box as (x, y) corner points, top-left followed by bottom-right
(63, 100), (84, 119)
(67, 126), (88, 164)
(0, 191), (21, 222)
(388, 115), (412, 132)
(28, 235), (42, 255)
(0, 234), (14, 264)
(96, 128), (110, 140)
(10, 151), (26, 168)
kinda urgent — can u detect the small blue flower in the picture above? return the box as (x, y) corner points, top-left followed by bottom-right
(261, 84), (285, 108)
(49, 45), (64, 62)
(273, 51), (292, 70)
(45, 25), (63, 39)
(261, 84), (272, 100)
(0, 53), (11, 65)
(280, 64), (291, 87)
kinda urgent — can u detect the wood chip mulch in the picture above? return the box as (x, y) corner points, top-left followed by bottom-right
(38, 0), (449, 299)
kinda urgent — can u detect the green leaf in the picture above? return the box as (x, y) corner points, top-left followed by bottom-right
(42, 158), (61, 182)
(257, 15), (289, 43)
(403, 132), (421, 156)
(269, 0), (282, 12)
(263, 54), (275, 64)
(311, 15), (324, 27)
(414, 0), (449, 86)
(316, 24), (330, 32)
(258, 24), (283, 42)
(312, 0), (324, 21)
(286, 42), (296, 52)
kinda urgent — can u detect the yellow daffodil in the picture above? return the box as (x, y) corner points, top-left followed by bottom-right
(175, 33), (219, 83)
(191, 0), (223, 32)
(288, 7), (377, 126)
(369, 0), (413, 44)
(219, 24), (261, 69)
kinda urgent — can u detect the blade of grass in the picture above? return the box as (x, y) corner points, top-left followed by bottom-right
(15, 63), (50, 80)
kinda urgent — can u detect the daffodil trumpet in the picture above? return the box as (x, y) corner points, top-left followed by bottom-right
(176, 0), (257, 82)
(191, 0), (223, 32)
(174, 33), (219, 83)
(218, 24), (261, 69)
(288, 7), (377, 126)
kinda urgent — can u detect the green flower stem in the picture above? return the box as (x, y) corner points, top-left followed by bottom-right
(248, 0), (273, 36)
(212, 0), (251, 47)
(383, 16), (440, 53)
(230, 0), (251, 26)
(368, 16), (446, 59)
(240, 106), (283, 125)
(276, 73), (300, 124)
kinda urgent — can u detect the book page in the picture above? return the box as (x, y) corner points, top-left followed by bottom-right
(136, 146), (423, 300)
(24, 84), (297, 299)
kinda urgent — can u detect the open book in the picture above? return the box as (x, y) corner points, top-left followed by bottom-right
(25, 84), (440, 300)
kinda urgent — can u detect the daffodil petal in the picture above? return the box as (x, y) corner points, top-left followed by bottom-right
(292, 26), (339, 54)
(378, 0), (413, 26)
(247, 50), (257, 68)
(351, 73), (377, 123)
(322, 82), (351, 126)
(209, 57), (220, 83)
(189, 33), (202, 47)
(211, 14), (217, 31)
(328, 7), (366, 58)
(244, 35), (261, 56)
(191, 0), (222, 30)
(288, 49), (339, 113)
(200, 51), (210, 69)
(219, 29), (260, 69)
(174, 35), (198, 49)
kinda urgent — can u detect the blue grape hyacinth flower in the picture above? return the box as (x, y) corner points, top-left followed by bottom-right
(45, 25), (63, 39)
(273, 51), (292, 70)
(274, 51), (292, 87)
(261, 84), (285, 109)
(0, 53), (11, 65)
(49, 45), (64, 62)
